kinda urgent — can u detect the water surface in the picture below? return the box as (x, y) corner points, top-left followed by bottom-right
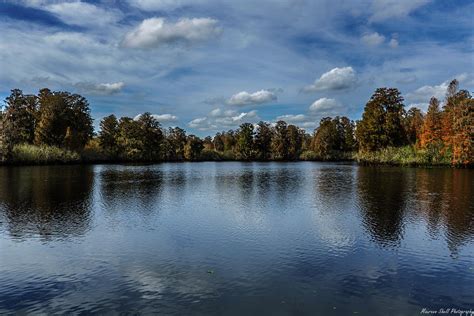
(0, 162), (473, 314)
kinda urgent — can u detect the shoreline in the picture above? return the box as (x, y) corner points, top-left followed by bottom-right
(0, 159), (465, 169)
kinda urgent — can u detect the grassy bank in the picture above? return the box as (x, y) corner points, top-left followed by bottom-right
(10, 144), (81, 165)
(355, 145), (452, 166)
(1, 144), (465, 167)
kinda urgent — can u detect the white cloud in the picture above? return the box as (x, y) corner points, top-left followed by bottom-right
(45, 2), (121, 27)
(188, 108), (259, 130)
(227, 89), (277, 106)
(127, 0), (201, 11)
(134, 113), (178, 122)
(309, 97), (342, 112)
(272, 97), (346, 130)
(276, 114), (308, 123)
(396, 75), (417, 84)
(303, 67), (357, 92)
(389, 38), (399, 48)
(406, 81), (449, 103)
(75, 82), (125, 95)
(406, 74), (471, 110)
(361, 32), (385, 46)
(122, 17), (221, 49)
(369, 0), (431, 23)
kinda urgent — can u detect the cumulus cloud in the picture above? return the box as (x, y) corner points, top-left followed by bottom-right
(406, 81), (449, 103)
(227, 90), (277, 106)
(406, 74), (472, 110)
(369, 0), (431, 23)
(309, 97), (342, 112)
(75, 82), (125, 95)
(303, 67), (357, 92)
(134, 113), (178, 122)
(122, 17), (221, 49)
(188, 108), (259, 130)
(389, 38), (399, 48)
(272, 97), (346, 130)
(361, 32), (385, 46)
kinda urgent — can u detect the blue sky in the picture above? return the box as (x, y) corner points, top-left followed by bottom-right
(0, 0), (473, 136)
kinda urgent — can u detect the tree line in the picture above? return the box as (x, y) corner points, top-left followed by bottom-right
(0, 79), (472, 166)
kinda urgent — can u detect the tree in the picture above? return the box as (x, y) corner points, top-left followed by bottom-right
(287, 124), (303, 160)
(184, 135), (204, 161)
(2, 89), (37, 146)
(213, 132), (225, 152)
(35, 89), (69, 147)
(223, 130), (236, 152)
(34, 89), (92, 149)
(451, 93), (473, 166)
(311, 117), (339, 159)
(236, 123), (255, 160)
(99, 115), (119, 156)
(203, 136), (214, 150)
(136, 112), (163, 161)
(419, 97), (442, 148)
(167, 127), (187, 161)
(404, 107), (424, 145)
(272, 120), (289, 160)
(64, 93), (93, 150)
(356, 88), (406, 151)
(116, 117), (144, 160)
(254, 121), (273, 161)
(340, 116), (357, 152)
(441, 79), (469, 152)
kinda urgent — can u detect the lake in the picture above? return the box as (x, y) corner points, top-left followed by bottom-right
(0, 162), (473, 315)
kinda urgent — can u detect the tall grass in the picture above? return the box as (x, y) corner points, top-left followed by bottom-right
(12, 144), (80, 164)
(355, 145), (452, 166)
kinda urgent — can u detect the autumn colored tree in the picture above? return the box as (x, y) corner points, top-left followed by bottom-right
(441, 79), (459, 149)
(419, 97), (442, 148)
(451, 94), (473, 166)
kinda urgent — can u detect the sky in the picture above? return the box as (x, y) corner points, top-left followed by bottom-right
(0, 0), (473, 136)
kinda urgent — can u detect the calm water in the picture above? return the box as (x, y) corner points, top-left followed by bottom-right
(0, 162), (473, 315)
